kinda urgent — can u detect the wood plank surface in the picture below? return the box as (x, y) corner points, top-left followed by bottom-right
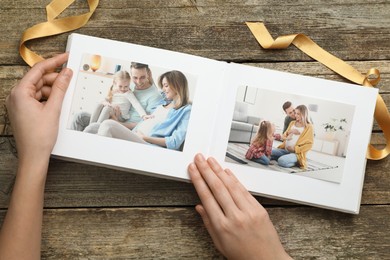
(1, 0), (390, 63)
(0, 206), (389, 259)
(1, 0), (389, 259)
(0, 137), (387, 208)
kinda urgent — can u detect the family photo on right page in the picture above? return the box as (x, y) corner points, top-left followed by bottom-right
(225, 86), (355, 183)
(210, 62), (377, 213)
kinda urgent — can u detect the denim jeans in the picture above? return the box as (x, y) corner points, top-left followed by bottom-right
(271, 148), (298, 168)
(251, 155), (270, 165)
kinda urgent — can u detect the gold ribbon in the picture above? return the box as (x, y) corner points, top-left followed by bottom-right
(19, 5), (389, 160)
(246, 22), (390, 160)
(19, 0), (99, 67)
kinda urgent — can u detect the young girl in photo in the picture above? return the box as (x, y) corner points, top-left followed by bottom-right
(245, 120), (275, 165)
(89, 70), (146, 124)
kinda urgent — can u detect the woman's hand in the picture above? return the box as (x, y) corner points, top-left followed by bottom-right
(188, 154), (291, 260)
(5, 53), (72, 164)
(136, 130), (146, 139)
(142, 114), (155, 120)
(286, 145), (295, 153)
(290, 129), (301, 135)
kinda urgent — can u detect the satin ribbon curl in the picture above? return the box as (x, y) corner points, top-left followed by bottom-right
(19, 5), (389, 160)
(19, 0), (99, 67)
(246, 22), (390, 160)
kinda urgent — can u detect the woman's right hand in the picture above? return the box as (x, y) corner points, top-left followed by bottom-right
(286, 146), (295, 152)
(290, 129), (301, 135)
(188, 154), (291, 260)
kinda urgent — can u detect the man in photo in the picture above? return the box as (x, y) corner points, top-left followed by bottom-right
(121, 62), (164, 130)
(282, 101), (296, 134)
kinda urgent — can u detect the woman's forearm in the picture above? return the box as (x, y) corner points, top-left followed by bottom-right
(143, 136), (167, 147)
(0, 157), (49, 260)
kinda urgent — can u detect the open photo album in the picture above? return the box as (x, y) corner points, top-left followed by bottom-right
(53, 33), (378, 214)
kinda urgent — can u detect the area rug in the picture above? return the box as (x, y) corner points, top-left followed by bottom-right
(226, 143), (338, 174)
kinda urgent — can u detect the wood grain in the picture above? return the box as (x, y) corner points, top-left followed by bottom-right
(0, 206), (389, 259)
(0, 1), (389, 63)
(1, 137), (389, 209)
(0, 0), (389, 259)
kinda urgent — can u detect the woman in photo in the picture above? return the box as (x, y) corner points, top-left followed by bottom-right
(271, 104), (314, 169)
(97, 70), (191, 151)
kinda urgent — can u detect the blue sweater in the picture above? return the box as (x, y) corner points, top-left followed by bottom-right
(150, 104), (192, 150)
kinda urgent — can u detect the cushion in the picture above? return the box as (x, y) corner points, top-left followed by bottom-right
(233, 102), (248, 122)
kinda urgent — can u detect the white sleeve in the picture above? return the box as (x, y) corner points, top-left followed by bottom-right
(127, 91), (147, 117)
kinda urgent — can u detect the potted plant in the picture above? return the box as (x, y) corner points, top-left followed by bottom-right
(323, 118), (347, 140)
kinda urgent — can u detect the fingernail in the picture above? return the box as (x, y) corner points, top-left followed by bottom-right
(195, 153), (205, 162)
(188, 162), (194, 168)
(61, 68), (73, 78)
(188, 162), (197, 171)
(208, 157), (217, 164)
(225, 168), (233, 176)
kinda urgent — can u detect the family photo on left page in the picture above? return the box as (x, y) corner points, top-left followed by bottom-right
(67, 53), (198, 152)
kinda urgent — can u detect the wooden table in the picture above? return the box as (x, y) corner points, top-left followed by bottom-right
(1, 1), (389, 258)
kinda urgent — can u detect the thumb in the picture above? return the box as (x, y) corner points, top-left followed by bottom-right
(47, 68), (73, 113)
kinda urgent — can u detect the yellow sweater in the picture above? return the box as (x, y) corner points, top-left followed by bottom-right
(278, 121), (314, 169)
